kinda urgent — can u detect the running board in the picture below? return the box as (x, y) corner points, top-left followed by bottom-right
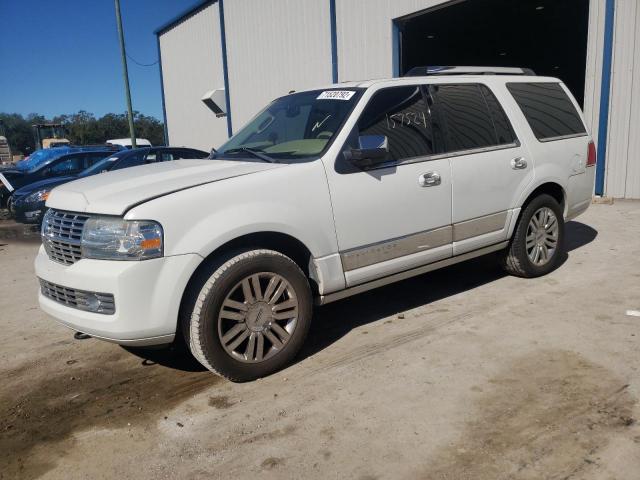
(316, 241), (508, 305)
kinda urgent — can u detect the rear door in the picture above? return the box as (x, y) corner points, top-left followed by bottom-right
(432, 83), (532, 255)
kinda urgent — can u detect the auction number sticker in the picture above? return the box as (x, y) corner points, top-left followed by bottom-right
(317, 90), (356, 101)
(0, 173), (14, 192)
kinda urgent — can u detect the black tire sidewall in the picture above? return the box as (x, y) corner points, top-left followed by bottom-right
(196, 252), (312, 381)
(513, 194), (565, 277)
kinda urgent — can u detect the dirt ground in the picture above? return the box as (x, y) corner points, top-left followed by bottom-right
(1, 201), (639, 480)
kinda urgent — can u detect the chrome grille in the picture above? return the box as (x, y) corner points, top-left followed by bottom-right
(41, 209), (89, 265)
(39, 279), (115, 315)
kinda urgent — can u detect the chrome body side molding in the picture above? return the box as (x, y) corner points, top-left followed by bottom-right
(453, 211), (508, 241)
(317, 241), (508, 305)
(339, 211), (508, 272)
(340, 225), (452, 271)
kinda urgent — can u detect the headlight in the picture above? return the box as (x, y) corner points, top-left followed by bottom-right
(81, 217), (163, 260)
(24, 189), (50, 203)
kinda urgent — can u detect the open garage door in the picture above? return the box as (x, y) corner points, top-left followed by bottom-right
(397, 0), (590, 105)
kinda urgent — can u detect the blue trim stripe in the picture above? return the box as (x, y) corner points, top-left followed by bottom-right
(392, 20), (401, 77)
(156, 36), (169, 145)
(329, 0), (338, 83)
(595, 0), (615, 196)
(218, 0), (233, 137)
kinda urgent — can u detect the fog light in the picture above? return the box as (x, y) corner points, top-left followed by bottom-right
(84, 294), (102, 312)
(25, 210), (42, 219)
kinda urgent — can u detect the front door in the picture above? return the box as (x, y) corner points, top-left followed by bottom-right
(324, 85), (452, 287)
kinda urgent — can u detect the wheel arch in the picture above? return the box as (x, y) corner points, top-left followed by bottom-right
(519, 181), (567, 217)
(176, 231), (318, 342)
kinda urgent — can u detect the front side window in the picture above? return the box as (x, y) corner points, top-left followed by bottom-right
(356, 85), (435, 162)
(507, 82), (587, 141)
(48, 156), (84, 176)
(432, 84), (499, 153)
(215, 89), (363, 162)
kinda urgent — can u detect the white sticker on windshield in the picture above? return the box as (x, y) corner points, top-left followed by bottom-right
(0, 173), (14, 192)
(317, 90), (356, 101)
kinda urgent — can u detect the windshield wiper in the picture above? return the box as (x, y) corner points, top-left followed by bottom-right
(222, 147), (276, 163)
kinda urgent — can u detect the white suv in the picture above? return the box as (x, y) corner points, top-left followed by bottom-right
(36, 69), (596, 381)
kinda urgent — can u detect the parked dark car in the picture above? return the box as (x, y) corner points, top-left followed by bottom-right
(0, 148), (120, 208)
(10, 146), (209, 224)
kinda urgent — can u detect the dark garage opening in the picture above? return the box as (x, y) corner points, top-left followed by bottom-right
(398, 0), (590, 106)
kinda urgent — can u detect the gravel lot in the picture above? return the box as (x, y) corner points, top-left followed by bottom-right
(1, 201), (639, 480)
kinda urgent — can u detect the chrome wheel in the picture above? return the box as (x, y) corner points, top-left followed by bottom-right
(217, 272), (299, 363)
(526, 207), (559, 266)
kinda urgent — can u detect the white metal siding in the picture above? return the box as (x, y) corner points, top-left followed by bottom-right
(159, 3), (228, 151)
(605, 0), (640, 198)
(584, 0), (606, 146)
(223, 0), (333, 129)
(335, 0), (445, 82)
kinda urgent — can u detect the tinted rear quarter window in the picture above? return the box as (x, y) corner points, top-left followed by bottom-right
(507, 82), (586, 141)
(432, 84), (505, 153)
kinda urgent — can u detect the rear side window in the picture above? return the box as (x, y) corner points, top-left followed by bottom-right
(112, 154), (144, 170)
(357, 85), (434, 161)
(432, 84), (508, 153)
(507, 82), (586, 141)
(86, 153), (109, 168)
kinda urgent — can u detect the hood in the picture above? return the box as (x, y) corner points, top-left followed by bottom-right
(13, 175), (76, 199)
(46, 159), (283, 215)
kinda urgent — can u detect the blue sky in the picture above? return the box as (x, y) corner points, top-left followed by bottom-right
(0, 0), (202, 121)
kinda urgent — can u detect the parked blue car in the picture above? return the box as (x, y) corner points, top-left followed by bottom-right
(0, 145), (126, 207)
(10, 146), (209, 224)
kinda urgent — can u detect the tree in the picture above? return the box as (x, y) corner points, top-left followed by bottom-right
(0, 113), (34, 154)
(0, 111), (165, 153)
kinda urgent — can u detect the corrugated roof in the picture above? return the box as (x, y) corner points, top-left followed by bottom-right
(154, 0), (217, 36)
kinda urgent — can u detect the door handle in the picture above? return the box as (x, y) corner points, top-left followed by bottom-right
(419, 171), (441, 187)
(511, 157), (527, 170)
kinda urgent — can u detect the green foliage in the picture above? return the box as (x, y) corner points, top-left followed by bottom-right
(0, 111), (165, 154)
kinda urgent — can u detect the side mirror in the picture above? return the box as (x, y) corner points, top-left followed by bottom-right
(344, 135), (389, 168)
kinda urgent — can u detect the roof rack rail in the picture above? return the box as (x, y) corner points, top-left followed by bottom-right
(403, 66), (536, 77)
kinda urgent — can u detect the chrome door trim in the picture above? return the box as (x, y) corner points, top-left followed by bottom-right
(340, 226), (452, 271)
(351, 142), (521, 173)
(453, 211), (508, 242)
(317, 241), (509, 305)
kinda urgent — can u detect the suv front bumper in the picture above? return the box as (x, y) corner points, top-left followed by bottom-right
(35, 246), (202, 346)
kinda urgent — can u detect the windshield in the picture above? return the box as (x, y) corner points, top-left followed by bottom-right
(215, 89), (363, 162)
(17, 149), (65, 171)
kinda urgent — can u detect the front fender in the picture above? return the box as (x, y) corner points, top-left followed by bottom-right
(126, 161), (338, 260)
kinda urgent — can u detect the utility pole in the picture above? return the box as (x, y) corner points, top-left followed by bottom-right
(114, 0), (137, 148)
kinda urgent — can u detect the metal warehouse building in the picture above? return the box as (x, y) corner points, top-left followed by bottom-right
(156, 0), (639, 199)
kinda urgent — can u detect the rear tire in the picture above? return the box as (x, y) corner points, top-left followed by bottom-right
(502, 194), (565, 278)
(185, 249), (312, 382)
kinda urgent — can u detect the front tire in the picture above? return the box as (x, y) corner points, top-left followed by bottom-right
(186, 249), (312, 382)
(502, 194), (565, 278)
